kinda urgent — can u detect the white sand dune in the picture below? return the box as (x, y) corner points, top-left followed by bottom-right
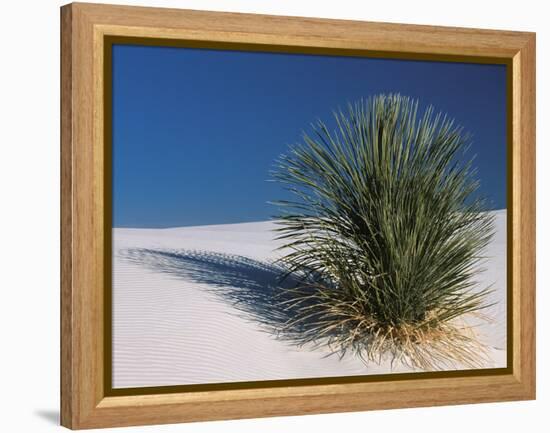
(112, 210), (507, 389)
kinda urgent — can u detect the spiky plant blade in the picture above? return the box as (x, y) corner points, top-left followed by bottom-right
(272, 94), (495, 369)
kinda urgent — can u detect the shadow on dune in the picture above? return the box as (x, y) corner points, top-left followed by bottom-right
(120, 249), (313, 339)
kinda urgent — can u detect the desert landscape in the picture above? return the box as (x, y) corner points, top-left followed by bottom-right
(109, 49), (508, 390)
(112, 209), (506, 389)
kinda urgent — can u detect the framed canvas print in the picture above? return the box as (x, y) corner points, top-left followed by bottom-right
(60, 2), (536, 429)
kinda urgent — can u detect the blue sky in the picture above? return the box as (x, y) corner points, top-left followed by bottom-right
(112, 44), (507, 228)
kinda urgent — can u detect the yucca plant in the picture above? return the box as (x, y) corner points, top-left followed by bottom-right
(272, 94), (494, 370)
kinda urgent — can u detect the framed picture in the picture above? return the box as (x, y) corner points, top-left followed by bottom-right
(60, 3), (536, 429)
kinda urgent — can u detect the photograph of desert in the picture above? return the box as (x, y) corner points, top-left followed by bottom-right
(111, 45), (507, 388)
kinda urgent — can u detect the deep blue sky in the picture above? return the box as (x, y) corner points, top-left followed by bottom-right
(112, 44), (507, 228)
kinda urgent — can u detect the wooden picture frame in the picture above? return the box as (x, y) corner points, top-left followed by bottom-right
(60, 2), (536, 429)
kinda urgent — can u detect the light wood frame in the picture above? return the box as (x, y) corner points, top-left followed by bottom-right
(61, 2), (536, 429)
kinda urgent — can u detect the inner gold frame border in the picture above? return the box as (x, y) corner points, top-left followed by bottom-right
(102, 36), (514, 396)
(61, 2), (536, 429)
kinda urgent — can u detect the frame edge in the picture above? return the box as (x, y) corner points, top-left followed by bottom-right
(517, 32), (536, 400)
(60, 2), (74, 429)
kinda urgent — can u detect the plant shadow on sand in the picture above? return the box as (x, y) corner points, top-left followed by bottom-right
(120, 248), (327, 348)
(120, 248), (491, 370)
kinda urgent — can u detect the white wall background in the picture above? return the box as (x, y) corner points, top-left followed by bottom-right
(0, 0), (546, 431)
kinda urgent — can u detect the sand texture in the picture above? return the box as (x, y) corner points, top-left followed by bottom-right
(112, 210), (507, 388)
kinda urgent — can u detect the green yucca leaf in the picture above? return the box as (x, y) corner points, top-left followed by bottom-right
(272, 94), (496, 369)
